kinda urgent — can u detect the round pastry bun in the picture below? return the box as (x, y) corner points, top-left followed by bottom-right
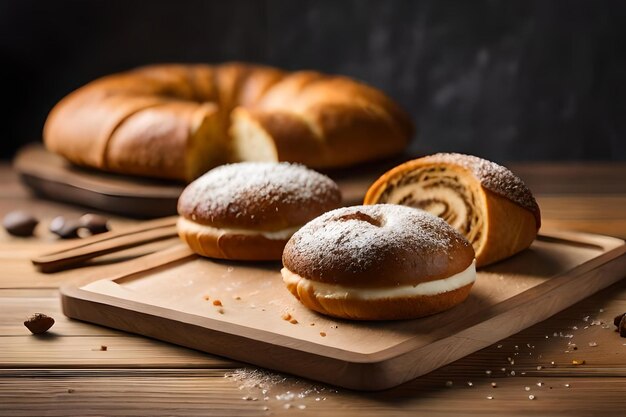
(281, 204), (476, 320)
(177, 162), (341, 260)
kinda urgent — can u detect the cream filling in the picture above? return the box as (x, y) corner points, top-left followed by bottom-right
(282, 260), (476, 300)
(178, 216), (300, 240)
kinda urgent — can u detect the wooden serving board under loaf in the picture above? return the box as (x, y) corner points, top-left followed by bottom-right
(14, 144), (401, 217)
(60, 230), (626, 390)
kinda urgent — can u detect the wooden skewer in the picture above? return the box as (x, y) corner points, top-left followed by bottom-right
(31, 216), (179, 273)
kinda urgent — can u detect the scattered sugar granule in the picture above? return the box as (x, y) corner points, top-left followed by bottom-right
(529, 394), (535, 400)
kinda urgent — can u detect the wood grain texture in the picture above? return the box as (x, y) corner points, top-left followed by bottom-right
(12, 145), (402, 217)
(3, 374), (626, 417)
(59, 232), (625, 390)
(1, 281), (626, 415)
(0, 237), (180, 289)
(31, 216), (177, 272)
(2, 162), (626, 414)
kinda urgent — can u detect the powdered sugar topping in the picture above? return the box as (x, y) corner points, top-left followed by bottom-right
(283, 204), (473, 284)
(178, 162), (340, 226)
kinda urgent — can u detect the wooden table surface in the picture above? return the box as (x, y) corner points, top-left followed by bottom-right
(1, 162), (626, 416)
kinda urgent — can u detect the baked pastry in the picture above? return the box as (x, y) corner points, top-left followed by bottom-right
(44, 63), (413, 181)
(177, 162), (341, 260)
(364, 153), (541, 267)
(282, 204), (476, 320)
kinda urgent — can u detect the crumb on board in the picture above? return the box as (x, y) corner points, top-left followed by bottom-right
(289, 319), (298, 325)
(572, 359), (586, 365)
(281, 313), (292, 321)
(213, 300), (222, 307)
(310, 323), (315, 326)
(218, 308), (224, 315)
(233, 296), (241, 301)
(319, 332), (326, 337)
(203, 295), (210, 301)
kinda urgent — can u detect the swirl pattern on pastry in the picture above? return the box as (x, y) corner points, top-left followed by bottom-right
(364, 153), (540, 266)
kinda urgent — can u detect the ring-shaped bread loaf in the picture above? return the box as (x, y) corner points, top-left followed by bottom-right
(44, 63), (414, 181)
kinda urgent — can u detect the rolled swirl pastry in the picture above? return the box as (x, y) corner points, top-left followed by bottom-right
(364, 153), (541, 266)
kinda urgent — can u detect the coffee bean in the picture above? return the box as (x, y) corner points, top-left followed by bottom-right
(614, 313), (626, 328)
(79, 213), (109, 235)
(620, 316), (626, 338)
(24, 313), (55, 334)
(2, 211), (39, 237)
(49, 216), (80, 239)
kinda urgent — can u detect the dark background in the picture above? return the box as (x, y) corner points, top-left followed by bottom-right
(1, 0), (625, 162)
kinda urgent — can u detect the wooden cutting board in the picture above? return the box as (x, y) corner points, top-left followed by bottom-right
(14, 144), (401, 217)
(60, 230), (626, 391)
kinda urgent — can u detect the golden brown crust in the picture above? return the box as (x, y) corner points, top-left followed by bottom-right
(231, 71), (413, 169)
(44, 93), (167, 169)
(177, 217), (288, 261)
(363, 153), (540, 267)
(230, 109), (326, 166)
(44, 63), (413, 181)
(479, 189), (538, 266)
(283, 269), (474, 320)
(282, 205), (475, 287)
(105, 101), (221, 180)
